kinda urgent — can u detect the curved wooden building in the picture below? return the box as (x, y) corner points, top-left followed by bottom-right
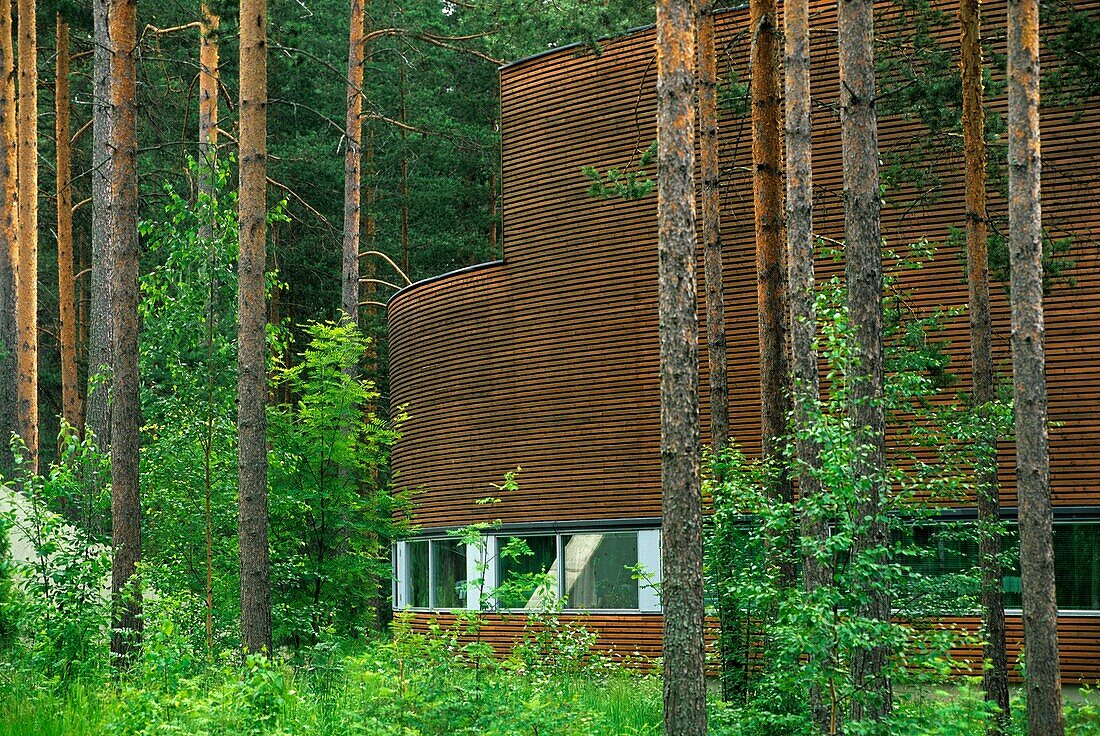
(388, 0), (1100, 681)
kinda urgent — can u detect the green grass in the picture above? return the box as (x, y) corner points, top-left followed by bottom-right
(1, 640), (1097, 736)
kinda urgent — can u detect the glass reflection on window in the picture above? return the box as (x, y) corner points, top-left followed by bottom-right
(563, 532), (639, 609)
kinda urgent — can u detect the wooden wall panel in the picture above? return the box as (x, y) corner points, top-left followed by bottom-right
(405, 612), (1100, 682)
(389, 0), (1100, 528)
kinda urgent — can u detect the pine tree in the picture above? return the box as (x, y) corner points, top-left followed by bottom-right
(238, 0), (273, 655)
(0, 0), (17, 469)
(750, 0), (793, 587)
(1007, 0), (1064, 731)
(656, 1), (705, 733)
(56, 14), (82, 436)
(784, 0), (829, 728)
(88, 0), (113, 451)
(837, 0), (891, 720)
(342, 0), (366, 325)
(960, 0), (1009, 727)
(108, 0), (143, 664)
(15, 0), (39, 471)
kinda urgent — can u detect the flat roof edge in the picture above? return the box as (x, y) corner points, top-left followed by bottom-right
(387, 259), (506, 309)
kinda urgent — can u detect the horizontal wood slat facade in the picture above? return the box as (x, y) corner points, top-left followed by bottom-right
(404, 612), (1100, 684)
(389, 0), (1100, 679)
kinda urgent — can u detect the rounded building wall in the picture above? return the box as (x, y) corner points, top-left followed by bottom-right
(387, 0), (1100, 675)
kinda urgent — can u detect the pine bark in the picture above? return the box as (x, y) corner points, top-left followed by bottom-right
(341, 0), (365, 325)
(656, 2), (705, 734)
(399, 62), (410, 276)
(108, 0), (142, 664)
(697, 1), (727, 452)
(1007, 0), (1064, 732)
(751, 0), (793, 590)
(198, 1), (219, 221)
(15, 0), (38, 471)
(88, 0), (113, 450)
(837, 0), (891, 721)
(0, 0), (17, 469)
(960, 0), (1009, 728)
(784, 0), (829, 729)
(56, 15), (81, 436)
(199, 0), (219, 657)
(698, 0), (741, 704)
(238, 0), (273, 655)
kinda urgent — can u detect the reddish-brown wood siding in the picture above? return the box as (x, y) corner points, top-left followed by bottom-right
(389, 0), (1099, 526)
(405, 612), (1100, 683)
(387, 0), (1100, 679)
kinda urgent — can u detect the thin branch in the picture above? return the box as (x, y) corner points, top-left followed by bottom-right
(358, 250), (412, 285)
(267, 176), (337, 233)
(358, 277), (403, 290)
(71, 119), (91, 145)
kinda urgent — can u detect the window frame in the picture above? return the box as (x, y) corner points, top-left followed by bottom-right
(394, 526), (662, 614)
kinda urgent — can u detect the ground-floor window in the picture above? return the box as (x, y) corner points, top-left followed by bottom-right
(394, 517), (1098, 614)
(895, 518), (1099, 613)
(394, 526), (660, 612)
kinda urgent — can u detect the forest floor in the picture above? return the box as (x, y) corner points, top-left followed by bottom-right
(2, 634), (1099, 736)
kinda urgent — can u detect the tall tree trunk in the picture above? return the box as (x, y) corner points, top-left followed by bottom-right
(399, 62), (410, 277)
(88, 0), (113, 451)
(698, 0), (740, 704)
(656, 2), (705, 734)
(837, 0), (891, 722)
(488, 169), (497, 256)
(751, 0), (793, 590)
(784, 0), (830, 729)
(1007, 0), (1064, 732)
(0, 0), (17, 470)
(960, 0), (1010, 728)
(56, 14), (81, 437)
(198, 1), (219, 216)
(108, 0), (142, 665)
(15, 0), (38, 471)
(238, 0), (273, 655)
(341, 0), (365, 325)
(199, 0), (220, 658)
(698, 1), (727, 453)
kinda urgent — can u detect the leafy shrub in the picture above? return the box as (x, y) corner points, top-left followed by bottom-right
(0, 432), (111, 684)
(268, 320), (405, 648)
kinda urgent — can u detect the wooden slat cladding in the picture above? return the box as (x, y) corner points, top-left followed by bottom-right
(389, 0), (1099, 529)
(403, 612), (1100, 682)
(388, 0), (1099, 679)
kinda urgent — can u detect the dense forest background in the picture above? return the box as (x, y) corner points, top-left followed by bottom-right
(27, 0), (656, 451)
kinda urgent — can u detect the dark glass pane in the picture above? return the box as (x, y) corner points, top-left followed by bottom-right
(893, 523), (980, 614)
(562, 532), (639, 609)
(1003, 523), (1099, 610)
(432, 539), (468, 609)
(497, 535), (558, 609)
(1053, 523), (1100, 610)
(408, 540), (430, 608)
